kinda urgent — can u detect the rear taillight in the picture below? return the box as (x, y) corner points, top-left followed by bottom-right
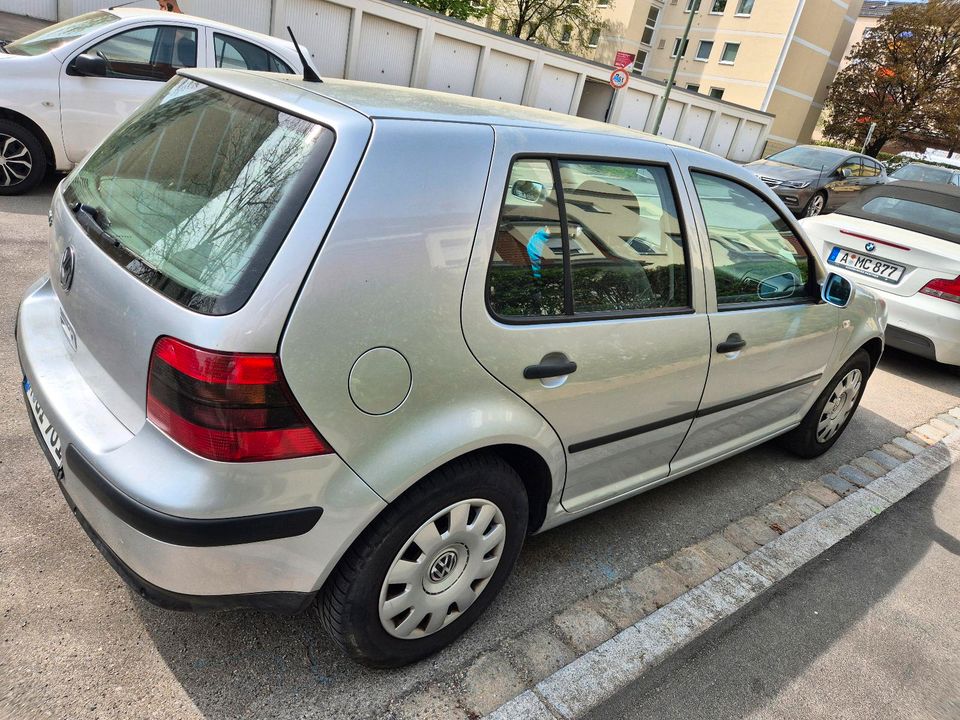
(146, 336), (331, 462)
(919, 276), (960, 304)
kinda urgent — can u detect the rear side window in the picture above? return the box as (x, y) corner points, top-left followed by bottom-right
(214, 33), (293, 73)
(488, 157), (690, 320)
(85, 25), (197, 81)
(63, 77), (333, 314)
(692, 172), (813, 306)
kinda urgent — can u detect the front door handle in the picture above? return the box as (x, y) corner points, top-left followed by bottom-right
(716, 333), (746, 354)
(524, 355), (578, 380)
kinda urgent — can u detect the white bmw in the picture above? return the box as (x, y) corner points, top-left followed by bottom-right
(801, 181), (960, 371)
(0, 8), (305, 195)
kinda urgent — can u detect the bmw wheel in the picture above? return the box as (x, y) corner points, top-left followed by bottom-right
(320, 454), (528, 667)
(0, 120), (46, 196)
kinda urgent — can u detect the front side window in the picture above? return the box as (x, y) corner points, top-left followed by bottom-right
(839, 158), (865, 177)
(84, 25), (197, 81)
(692, 172), (814, 307)
(4, 10), (117, 56)
(62, 77), (332, 314)
(720, 42), (740, 64)
(488, 158), (689, 319)
(214, 33), (293, 73)
(861, 158), (882, 177)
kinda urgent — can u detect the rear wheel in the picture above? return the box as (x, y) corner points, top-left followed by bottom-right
(781, 350), (871, 458)
(0, 120), (46, 196)
(320, 454), (528, 667)
(803, 191), (827, 217)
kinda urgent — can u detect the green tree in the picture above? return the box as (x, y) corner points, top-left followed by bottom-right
(822, 0), (960, 156)
(406, 0), (492, 21)
(493, 0), (606, 50)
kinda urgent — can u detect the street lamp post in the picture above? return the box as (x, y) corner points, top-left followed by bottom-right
(652, 1), (698, 135)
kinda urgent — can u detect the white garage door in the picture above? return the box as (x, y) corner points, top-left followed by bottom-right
(618, 89), (655, 131)
(0, 0), (56, 20)
(181, 0), (271, 33)
(356, 15), (417, 87)
(679, 106), (711, 148)
(730, 120), (763, 162)
(425, 35), (481, 96)
(710, 114), (739, 158)
(477, 50), (528, 104)
(656, 100), (684, 139)
(283, 0), (351, 78)
(533, 65), (577, 113)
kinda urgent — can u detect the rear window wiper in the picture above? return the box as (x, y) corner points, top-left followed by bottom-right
(71, 202), (121, 248)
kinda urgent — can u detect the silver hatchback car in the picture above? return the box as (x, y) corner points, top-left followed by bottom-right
(17, 69), (885, 667)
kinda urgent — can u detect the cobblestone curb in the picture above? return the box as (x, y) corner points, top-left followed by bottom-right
(388, 409), (960, 720)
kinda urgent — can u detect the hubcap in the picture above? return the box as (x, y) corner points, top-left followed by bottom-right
(379, 499), (507, 640)
(817, 369), (862, 443)
(806, 195), (824, 217)
(0, 134), (32, 187)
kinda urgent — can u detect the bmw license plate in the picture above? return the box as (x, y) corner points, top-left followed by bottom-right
(828, 247), (904, 284)
(24, 378), (63, 469)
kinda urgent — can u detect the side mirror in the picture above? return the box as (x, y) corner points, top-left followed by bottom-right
(757, 271), (800, 301)
(71, 53), (108, 77)
(511, 180), (545, 203)
(838, 167), (852, 179)
(821, 272), (854, 308)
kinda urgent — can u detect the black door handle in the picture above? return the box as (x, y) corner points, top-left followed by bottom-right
(716, 333), (746, 354)
(524, 357), (578, 380)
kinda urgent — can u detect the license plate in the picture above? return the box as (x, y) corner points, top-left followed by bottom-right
(24, 378), (63, 469)
(828, 247), (904, 284)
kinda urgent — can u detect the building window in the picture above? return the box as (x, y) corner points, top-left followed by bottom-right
(641, 6), (660, 45)
(687, 83), (700, 91)
(597, 0), (610, 6)
(587, 28), (601, 47)
(696, 40), (713, 60)
(657, 38), (666, 50)
(633, 50), (648, 72)
(720, 42), (740, 64)
(560, 25), (573, 44)
(671, 37), (689, 57)
(498, 17), (509, 32)
(685, 0), (702, 11)
(709, 87), (725, 99)
(711, 0), (727, 12)
(736, 0), (754, 15)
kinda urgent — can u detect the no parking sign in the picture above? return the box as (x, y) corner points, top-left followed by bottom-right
(609, 68), (630, 89)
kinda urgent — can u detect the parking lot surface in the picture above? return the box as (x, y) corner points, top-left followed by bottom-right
(1, 178), (958, 719)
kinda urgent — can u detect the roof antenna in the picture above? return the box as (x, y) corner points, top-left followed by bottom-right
(287, 27), (322, 83)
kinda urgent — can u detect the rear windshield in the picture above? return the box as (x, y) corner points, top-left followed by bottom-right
(63, 77), (333, 314)
(4, 11), (117, 56)
(890, 164), (953, 184)
(860, 197), (960, 241)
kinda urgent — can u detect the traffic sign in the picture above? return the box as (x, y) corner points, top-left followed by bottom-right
(609, 68), (630, 89)
(614, 51), (636, 69)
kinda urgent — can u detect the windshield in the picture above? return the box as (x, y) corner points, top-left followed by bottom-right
(765, 146), (845, 171)
(4, 11), (118, 56)
(62, 77), (333, 314)
(891, 164), (953, 184)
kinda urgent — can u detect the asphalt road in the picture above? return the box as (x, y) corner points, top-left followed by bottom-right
(0, 178), (958, 719)
(585, 463), (960, 720)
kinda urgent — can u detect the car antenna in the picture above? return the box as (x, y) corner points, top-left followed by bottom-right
(287, 27), (322, 83)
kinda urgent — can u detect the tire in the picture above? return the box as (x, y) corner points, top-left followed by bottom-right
(781, 350), (872, 458)
(0, 119), (47, 196)
(803, 191), (827, 218)
(320, 454), (528, 668)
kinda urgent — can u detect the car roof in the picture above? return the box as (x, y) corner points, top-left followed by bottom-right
(109, 7), (297, 53)
(835, 180), (960, 244)
(875, 180), (960, 198)
(181, 68), (698, 152)
(787, 144), (850, 157)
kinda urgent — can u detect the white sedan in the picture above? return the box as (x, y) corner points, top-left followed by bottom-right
(801, 181), (960, 371)
(0, 8), (305, 194)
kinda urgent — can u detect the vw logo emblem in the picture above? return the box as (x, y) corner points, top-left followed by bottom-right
(865, 242), (876, 253)
(429, 550), (458, 583)
(59, 246), (76, 292)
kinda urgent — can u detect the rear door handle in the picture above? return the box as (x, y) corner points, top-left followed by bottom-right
(716, 333), (746, 354)
(524, 356), (578, 379)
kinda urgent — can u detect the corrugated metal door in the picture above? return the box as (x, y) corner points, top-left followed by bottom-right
(356, 15), (417, 86)
(679, 106), (711, 147)
(730, 120), (763, 161)
(533, 65), (577, 113)
(477, 50), (528, 104)
(283, 0), (351, 78)
(656, 99), (683, 138)
(0, 0), (56, 20)
(710, 114), (739, 158)
(425, 34), (480, 95)
(179, 0), (270, 33)
(619, 88), (654, 130)
(69, 0), (152, 16)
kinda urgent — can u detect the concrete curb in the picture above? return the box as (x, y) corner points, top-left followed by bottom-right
(484, 428), (960, 720)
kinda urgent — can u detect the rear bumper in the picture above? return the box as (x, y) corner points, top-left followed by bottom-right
(867, 285), (960, 366)
(16, 276), (387, 606)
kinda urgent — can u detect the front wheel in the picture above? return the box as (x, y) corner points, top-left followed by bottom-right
(0, 120), (47, 196)
(803, 191), (827, 217)
(781, 350), (872, 458)
(319, 454), (528, 667)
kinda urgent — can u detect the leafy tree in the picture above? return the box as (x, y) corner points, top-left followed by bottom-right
(493, 0), (606, 50)
(822, 0), (960, 156)
(406, 0), (492, 21)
